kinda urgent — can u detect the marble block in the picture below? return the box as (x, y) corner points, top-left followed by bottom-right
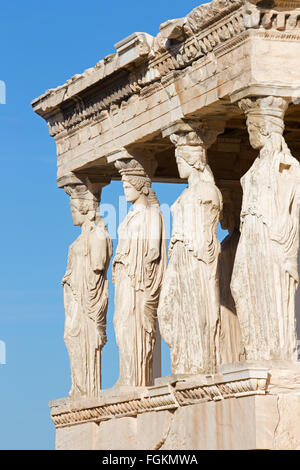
(51, 363), (300, 450)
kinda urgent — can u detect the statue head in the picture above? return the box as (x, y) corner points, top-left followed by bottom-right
(175, 147), (206, 178)
(121, 176), (150, 204)
(115, 158), (159, 206)
(170, 131), (215, 183)
(64, 179), (101, 226)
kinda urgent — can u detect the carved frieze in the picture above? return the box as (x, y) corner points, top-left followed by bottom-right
(50, 367), (269, 428)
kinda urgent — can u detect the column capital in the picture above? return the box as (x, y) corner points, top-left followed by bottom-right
(63, 177), (104, 204)
(111, 148), (158, 179)
(162, 118), (225, 149)
(57, 171), (111, 189)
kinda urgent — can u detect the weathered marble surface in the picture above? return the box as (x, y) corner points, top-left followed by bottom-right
(113, 157), (167, 386)
(31, 0), (300, 451)
(158, 120), (223, 375)
(231, 96), (300, 361)
(51, 364), (300, 450)
(63, 180), (112, 399)
(32, 1), (300, 184)
(219, 185), (245, 364)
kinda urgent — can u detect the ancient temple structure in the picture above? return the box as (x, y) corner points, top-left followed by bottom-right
(32, 0), (300, 450)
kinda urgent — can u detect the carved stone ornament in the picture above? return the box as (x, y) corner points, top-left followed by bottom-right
(231, 96), (300, 361)
(62, 179), (112, 399)
(113, 157), (167, 387)
(158, 120), (224, 375)
(50, 367), (269, 429)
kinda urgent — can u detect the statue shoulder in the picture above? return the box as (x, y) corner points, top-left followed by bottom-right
(195, 182), (222, 208)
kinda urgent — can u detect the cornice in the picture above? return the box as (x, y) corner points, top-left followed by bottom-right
(50, 367), (269, 428)
(32, 0), (300, 139)
(31, 1), (244, 121)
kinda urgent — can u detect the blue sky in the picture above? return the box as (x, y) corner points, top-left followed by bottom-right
(0, 0), (228, 450)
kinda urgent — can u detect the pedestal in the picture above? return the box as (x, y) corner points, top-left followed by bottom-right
(50, 363), (300, 450)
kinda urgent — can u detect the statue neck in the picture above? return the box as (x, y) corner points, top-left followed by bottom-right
(81, 219), (94, 233)
(133, 193), (149, 210)
(188, 168), (202, 187)
(188, 167), (214, 187)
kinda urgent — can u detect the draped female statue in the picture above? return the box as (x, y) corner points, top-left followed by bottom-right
(62, 180), (112, 399)
(113, 158), (167, 387)
(157, 129), (222, 375)
(231, 96), (300, 361)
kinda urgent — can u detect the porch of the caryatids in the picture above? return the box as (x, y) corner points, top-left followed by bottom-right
(62, 177), (113, 399)
(157, 118), (225, 375)
(112, 150), (167, 387)
(231, 96), (300, 362)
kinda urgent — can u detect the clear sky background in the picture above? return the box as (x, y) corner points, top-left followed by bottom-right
(0, 0), (229, 450)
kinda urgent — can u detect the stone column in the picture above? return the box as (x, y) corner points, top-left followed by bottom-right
(158, 118), (225, 375)
(112, 150), (167, 387)
(231, 96), (300, 362)
(62, 176), (113, 399)
(218, 181), (245, 364)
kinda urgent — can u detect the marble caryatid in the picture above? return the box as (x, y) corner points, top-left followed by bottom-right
(158, 120), (223, 375)
(113, 157), (167, 387)
(32, 0), (300, 450)
(231, 96), (300, 362)
(62, 179), (112, 399)
(219, 185), (245, 364)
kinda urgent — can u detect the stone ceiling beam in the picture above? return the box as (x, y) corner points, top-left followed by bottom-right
(32, 0), (300, 185)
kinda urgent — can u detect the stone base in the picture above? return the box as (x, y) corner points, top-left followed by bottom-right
(50, 363), (300, 450)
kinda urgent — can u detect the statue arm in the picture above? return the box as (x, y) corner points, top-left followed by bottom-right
(147, 209), (162, 263)
(62, 248), (72, 286)
(89, 231), (110, 273)
(87, 232), (110, 347)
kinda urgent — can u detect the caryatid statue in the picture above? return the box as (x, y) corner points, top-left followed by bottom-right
(62, 179), (112, 399)
(113, 156), (167, 387)
(231, 96), (300, 362)
(157, 119), (224, 375)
